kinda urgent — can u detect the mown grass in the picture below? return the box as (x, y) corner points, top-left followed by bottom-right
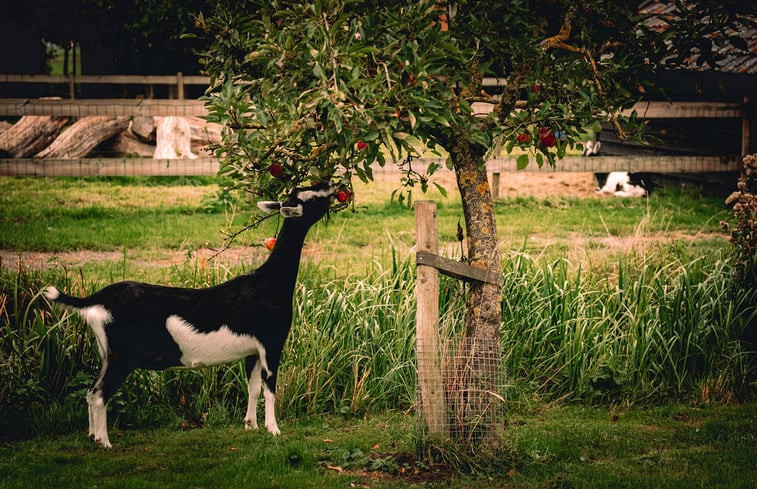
(1, 405), (755, 488)
(0, 175), (730, 270)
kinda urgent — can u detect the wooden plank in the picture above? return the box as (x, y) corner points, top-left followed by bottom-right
(622, 101), (745, 119)
(0, 74), (210, 85)
(468, 100), (744, 119)
(0, 158), (219, 177)
(416, 251), (501, 285)
(742, 96), (751, 157)
(0, 155), (739, 178)
(488, 155), (740, 173)
(0, 99), (208, 117)
(414, 202), (450, 441)
(393, 155), (737, 174)
(384, 156), (740, 174)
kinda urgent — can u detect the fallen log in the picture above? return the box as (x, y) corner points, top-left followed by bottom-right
(153, 116), (197, 159)
(0, 115), (69, 157)
(187, 116), (222, 148)
(36, 116), (130, 159)
(108, 129), (156, 157)
(130, 116), (156, 142)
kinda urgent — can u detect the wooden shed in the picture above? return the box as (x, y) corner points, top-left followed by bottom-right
(598, 1), (756, 168)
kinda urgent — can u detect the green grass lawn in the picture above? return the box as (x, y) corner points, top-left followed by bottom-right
(0, 175), (731, 275)
(1, 404), (755, 489)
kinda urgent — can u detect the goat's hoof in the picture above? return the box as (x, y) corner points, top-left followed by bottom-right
(244, 420), (258, 431)
(94, 438), (112, 448)
(266, 424), (281, 436)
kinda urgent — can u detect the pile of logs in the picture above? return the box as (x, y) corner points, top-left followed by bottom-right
(0, 115), (222, 159)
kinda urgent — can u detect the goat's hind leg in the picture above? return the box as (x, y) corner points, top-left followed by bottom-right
(244, 355), (262, 431)
(87, 359), (133, 448)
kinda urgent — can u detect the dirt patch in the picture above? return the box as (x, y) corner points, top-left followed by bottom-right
(0, 244), (330, 272)
(424, 170), (600, 198)
(326, 452), (454, 486)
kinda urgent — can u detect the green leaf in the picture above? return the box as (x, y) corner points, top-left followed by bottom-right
(535, 152), (544, 168)
(516, 154), (529, 170)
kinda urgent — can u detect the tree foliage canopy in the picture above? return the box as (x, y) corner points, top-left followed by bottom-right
(198, 0), (754, 202)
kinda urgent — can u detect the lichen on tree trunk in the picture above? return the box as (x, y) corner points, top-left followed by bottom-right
(448, 135), (503, 444)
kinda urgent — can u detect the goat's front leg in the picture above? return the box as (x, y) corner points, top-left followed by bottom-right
(244, 356), (262, 431)
(262, 352), (281, 436)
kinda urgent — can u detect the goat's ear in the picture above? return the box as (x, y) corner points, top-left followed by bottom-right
(280, 204), (304, 218)
(257, 201), (281, 213)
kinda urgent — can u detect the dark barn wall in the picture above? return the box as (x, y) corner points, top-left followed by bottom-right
(600, 70), (756, 157)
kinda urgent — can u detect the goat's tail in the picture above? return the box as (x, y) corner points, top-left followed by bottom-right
(42, 285), (96, 308)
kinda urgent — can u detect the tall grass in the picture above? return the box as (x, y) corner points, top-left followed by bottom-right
(1, 249), (754, 439)
(500, 251), (756, 404)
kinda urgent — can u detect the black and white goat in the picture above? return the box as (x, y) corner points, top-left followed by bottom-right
(43, 183), (337, 447)
(584, 141), (650, 197)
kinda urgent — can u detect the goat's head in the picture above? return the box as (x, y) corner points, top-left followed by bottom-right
(257, 182), (337, 225)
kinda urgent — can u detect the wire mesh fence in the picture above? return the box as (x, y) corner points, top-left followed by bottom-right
(416, 335), (506, 448)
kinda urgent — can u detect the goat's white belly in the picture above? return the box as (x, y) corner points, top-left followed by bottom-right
(166, 315), (261, 368)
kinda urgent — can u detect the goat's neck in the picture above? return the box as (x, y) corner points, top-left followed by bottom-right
(257, 219), (311, 288)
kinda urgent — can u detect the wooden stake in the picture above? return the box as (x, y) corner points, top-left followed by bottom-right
(414, 201), (449, 440)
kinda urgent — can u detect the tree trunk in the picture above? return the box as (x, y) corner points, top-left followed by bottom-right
(449, 133), (502, 444)
(0, 116), (69, 157)
(36, 116), (130, 159)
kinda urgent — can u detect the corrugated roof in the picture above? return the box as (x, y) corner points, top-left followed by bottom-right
(639, 0), (757, 74)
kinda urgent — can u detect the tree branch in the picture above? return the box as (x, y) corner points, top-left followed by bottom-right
(538, 6), (629, 140)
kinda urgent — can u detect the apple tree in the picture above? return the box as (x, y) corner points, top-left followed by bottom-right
(196, 0), (754, 443)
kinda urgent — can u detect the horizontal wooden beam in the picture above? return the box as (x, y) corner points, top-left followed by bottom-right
(0, 74), (210, 85)
(0, 155), (739, 178)
(621, 101), (745, 119)
(384, 156), (740, 174)
(471, 100), (745, 119)
(416, 251), (501, 285)
(0, 158), (219, 177)
(0, 99), (208, 117)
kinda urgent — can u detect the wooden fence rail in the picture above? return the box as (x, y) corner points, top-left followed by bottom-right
(0, 73), (210, 100)
(0, 98), (207, 117)
(0, 155), (741, 177)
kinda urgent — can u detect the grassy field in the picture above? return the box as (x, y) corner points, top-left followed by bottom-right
(1, 405), (755, 488)
(1, 173), (755, 487)
(0, 173), (730, 275)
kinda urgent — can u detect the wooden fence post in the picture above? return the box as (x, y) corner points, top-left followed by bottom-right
(177, 72), (185, 100)
(491, 172), (500, 199)
(414, 201), (450, 440)
(742, 97), (750, 157)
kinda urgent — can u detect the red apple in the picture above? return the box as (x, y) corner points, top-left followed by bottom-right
(264, 237), (277, 251)
(356, 141), (367, 151)
(336, 190), (351, 203)
(540, 130), (556, 148)
(268, 163), (283, 178)
(516, 133), (532, 144)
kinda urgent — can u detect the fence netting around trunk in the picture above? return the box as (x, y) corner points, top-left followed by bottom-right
(416, 334), (505, 450)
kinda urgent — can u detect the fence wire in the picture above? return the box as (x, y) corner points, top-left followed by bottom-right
(416, 335), (506, 448)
